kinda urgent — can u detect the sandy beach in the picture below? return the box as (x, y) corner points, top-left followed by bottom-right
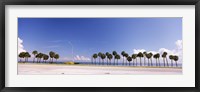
(18, 63), (182, 75)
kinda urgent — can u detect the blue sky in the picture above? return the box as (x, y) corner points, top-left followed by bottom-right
(18, 18), (182, 61)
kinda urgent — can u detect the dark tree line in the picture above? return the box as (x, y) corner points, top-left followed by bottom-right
(18, 50), (59, 64)
(92, 51), (179, 67)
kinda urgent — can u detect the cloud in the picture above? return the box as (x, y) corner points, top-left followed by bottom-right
(133, 49), (158, 55)
(59, 57), (72, 61)
(175, 40), (183, 50)
(133, 49), (146, 54)
(74, 55), (91, 61)
(133, 40), (183, 62)
(18, 37), (26, 54)
(59, 55), (91, 61)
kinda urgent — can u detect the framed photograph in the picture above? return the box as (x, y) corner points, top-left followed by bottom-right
(0, 0), (199, 91)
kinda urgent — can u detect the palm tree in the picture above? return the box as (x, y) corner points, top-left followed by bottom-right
(98, 52), (102, 65)
(149, 52), (153, 66)
(24, 52), (31, 63)
(18, 54), (22, 62)
(49, 51), (55, 63)
(173, 55), (179, 67)
(121, 51), (126, 65)
(106, 52), (110, 65)
(137, 52), (143, 66)
(124, 53), (129, 66)
(169, 55), (174, 67)
(18, 52), (25, 62)
(28, 53), (31, 62)
(143, 52), (147, 66)
(41, 54), (45, 63)
(32, 50), (38, 63)
(154, 53), (160, 67)
(41, 53), (44, 63)
(36, 54), (39, 63)
(146, 53), (150, 66)
(112, 51), (117, 65)
(157, 53), (160, 67)
(101, 53), (106, 65)
(127, 56), (132, 66)
(108, 54), (113, 65)
(38, 53), (43, 63)
(131, 54), (137, 66)
(42, 54), (45, 63)
(54, 54), (59, 62)
(43, 54), (49, 63)
(92, 54), (98, 65)
(163, 52), (169, 67)
(153, 54), (157, 66)
(162, 53), (166, 67)
(115, 54), (120, 65)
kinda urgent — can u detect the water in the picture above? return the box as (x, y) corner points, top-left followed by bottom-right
(19, 60), (182, 67)
(78, 61), (182, 67)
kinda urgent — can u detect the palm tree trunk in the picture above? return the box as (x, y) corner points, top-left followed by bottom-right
(24, 58), (26, 63)
(144, 57), (146, 66)
(156, 59), (157, 66)
(176, 61), (178, 67)
(129, 62), (130, 66)
(136, 59), (137, 66)
(102, 59), (104, 65)
(122, 57), (124, 65)
(166, 58), (169, 67)
(140, 58), (142, 66)
(163, 58), (165, 67)
(99, 58), (100, 65)
(107, 58), (108, 65)
(114, 59), (115, 65)
(171, 60), (173, 67)
(126, 59), (127, 66)
(133, 59), (134, 66)
(148, 59), (149, 66)
(33, 57), (35, 63)
(125, 58), (127, 65)
(151, 58), (153, 66)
